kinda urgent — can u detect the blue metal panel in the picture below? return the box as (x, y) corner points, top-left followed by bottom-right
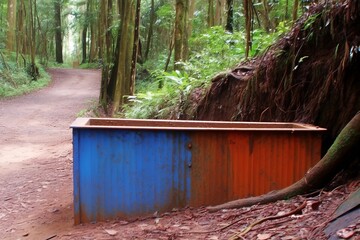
(73, 129), (81, 224)
(74, 128), (192, 223)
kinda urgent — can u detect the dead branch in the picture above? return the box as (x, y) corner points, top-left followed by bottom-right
(229, 201), (307, 240)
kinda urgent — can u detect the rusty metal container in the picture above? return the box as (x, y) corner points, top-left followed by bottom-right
(71, 118), (326, 224)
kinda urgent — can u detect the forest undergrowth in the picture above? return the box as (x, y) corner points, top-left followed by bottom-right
(0, 51), (50, 98)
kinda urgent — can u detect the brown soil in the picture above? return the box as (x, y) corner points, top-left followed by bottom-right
(0, 68), (359, 240)
(0, 68), (100, 239)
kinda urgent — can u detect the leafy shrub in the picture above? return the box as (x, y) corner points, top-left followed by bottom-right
(0, 52), (51, 98)
(123, 23), (290, 119)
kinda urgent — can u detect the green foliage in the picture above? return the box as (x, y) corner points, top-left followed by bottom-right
(140, 1), (175, 62)
(154, 3), (174, 30)
(251, 22), (290, 56)
(46, 61), (73, 68)
(0, 52), (51, 98)
(123, 22), (290, 119)
(123, 69), (194, 119)
(78, 62), (102, 69)
(190, 26), (244, 74)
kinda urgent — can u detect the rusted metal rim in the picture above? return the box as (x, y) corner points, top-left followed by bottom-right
(71, 118), (326, 132)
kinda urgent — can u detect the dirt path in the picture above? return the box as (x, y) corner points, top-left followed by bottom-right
(0, 68), (100, 239)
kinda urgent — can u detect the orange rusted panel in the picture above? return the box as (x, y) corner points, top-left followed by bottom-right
(190, 130), (323, 206)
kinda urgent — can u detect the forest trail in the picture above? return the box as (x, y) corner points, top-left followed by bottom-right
(0, 68), (100, 239)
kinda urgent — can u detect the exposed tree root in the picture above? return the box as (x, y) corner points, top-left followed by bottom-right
(229, 201), (307, 240)
(208, 112), (360, 212)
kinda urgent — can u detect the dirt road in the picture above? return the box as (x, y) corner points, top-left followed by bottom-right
(0, 68), (100, 239)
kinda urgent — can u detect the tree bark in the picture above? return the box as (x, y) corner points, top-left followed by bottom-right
(81, 1), (90, 64)
(6, 0), (17, 51)
(28, 0), (39, 80)
(225, 0), (233, 32)
(130, 0), (141, 95)
(144, 0), (155, 61)
(292, 0), (299, 22)
(244, 0), (252, 58)
(111, 0), (137, 114)
(174, 0), (185, 70)
(54, 0), (63, 63)
(215, 0), (225, 26)
(98, 0), (106, 60)
(208, 112), (360, 212)
(164, 26), (175, 72)
(89, 0), (97, 62)
(261, 0), (273, 32)
(174, 0), (188, 70)
(16, 0), (25, 65)
(99, 0), (112, 107)
(208, 0), (214, 27)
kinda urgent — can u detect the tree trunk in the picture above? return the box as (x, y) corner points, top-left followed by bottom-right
(111, 0), (137, 114)
(174, 0), (188, 70)
(28, 0), (39, 80)
(244, 0), (252, 58)
(182, 0), (189, 60)
(144, 0), (155, 61)
(81, 27), (88, 64)
(261, 0), (272, 32)
(164, 26), (175, 72)
(89, 0), (97, 62)
(6, 0), (16, 51)
(16, 0), (25, 65)
(130, 0), (141, 95)
(208, 112), (360, 212)
(208, 0), (214, 27)
(174, 0), (184, 69)
(54, 0), (63, 63)
(98, 0), (106, 60)
(99, 0), (112, 107)
(225, 0), (233, 32)
(215, 0), (225, 26)
(292, 0), (299, 22)
(81, 1), (90, 64)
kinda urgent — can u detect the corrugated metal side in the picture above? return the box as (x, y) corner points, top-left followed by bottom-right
(189, 131), (231, 207)
(74, 129), (191, 223)
(73, 129), (81, 225)
(189, 131), (322, 206)
(73, 125), (323, 223)
(229, 131), (322, 199)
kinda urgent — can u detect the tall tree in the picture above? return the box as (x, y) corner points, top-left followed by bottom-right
(292, 0), (299, 21)
(81, 1), (90, 64)
(99, 0), (113, 107)
(130, 0), (141, 95)
(110, 0), (138, 114)
(215, 0), (225, 26)
(174, 0), (189, 70)
(98, 0), (106, 60)
(27, 0), (39, 79)
(16, 0), (25, 62)
(144, 0), (155, 61)
(88, 0), (97, 62)
(54, 0), (63, 63)
(225, 0), (233, 32)
(260, 0), (273, 32)
(208, 0), (215, 27)
(6, 0), (16, 51)
(244, 0), (253, 58)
